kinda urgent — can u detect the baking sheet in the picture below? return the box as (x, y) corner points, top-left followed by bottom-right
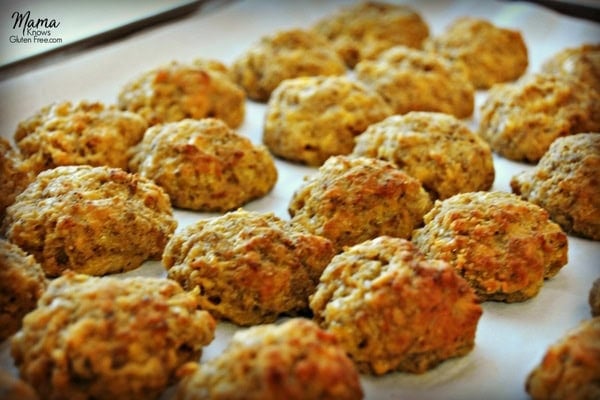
(0, 1), (599, 399)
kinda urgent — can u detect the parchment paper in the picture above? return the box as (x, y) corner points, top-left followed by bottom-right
(1, 1), (598, 399)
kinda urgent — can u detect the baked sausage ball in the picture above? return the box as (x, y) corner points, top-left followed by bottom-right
(412, 191), (568, 302)
(230, 28), (346, 102)
(526, 317), (600, 400)
(425, 17), (528, 89)
(176, 318), (363, 400)
(0, 138), (33, 222)
(312, 1), (429, 68)
(353, 112), (494, 200)
(163, 209), (335, 326)
(511, 133), (600, 240)
(288, 156), (432, 252)
(13, 101), (147, 175)
(541, 43), (600, 93)
(263, 76), (391, 166)
(118, 59), (245, 127)
(1, 165), (177, 277)
(0, 239), (47, 341)
(478, 73), (600, 163)
(355, 46), (474, 118)
(11, 273), (216, 400)
(129, 118), (277, 211)
(310, 236), (482, 375)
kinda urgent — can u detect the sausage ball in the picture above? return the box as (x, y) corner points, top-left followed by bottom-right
(478, 73), (600, 163)
(163, 209), (335, 326)
(352, 112), (494, 200)
(11, 273), (216, 400)
(0, 138), (33, 222)
(312, 1), (429, 68)
(526, 317), (600, 400)
(176, 318), (363, 400)
(230, 29), (346, 102)
(0, 239), (47, 341)
(13, 101), (147, 175)
(118, 59), (245, 127)
(1, 165), (177, 277)
(511, 133), (600, 240)
(355, 46), (474, 118)
(263, 75), (391, 166)
(541, 43), (600, 93)
(288, 156), (432, 252)
(412, 191), (568, 302)
(310, 236), (482, 375)
(129, 118), (277, 211)
(425, 17), (528, 89)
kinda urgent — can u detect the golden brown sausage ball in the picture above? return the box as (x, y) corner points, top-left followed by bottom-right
(11, 273), (215, 400)
(310, 236), (482, 375)
(118, 59), (245, 127)
(1, 165), (177, 277)
(176, 318), (363, 400)
(541, 43), (600, 93)
(0, 239), (47, 341)
(288, 156), (432, 252)
(353, 112), (494, 200)
(0, 138), (33, 222)
(478, 73), (600, 163)
(263, 75), (391, 166)
(526, 317), (600, 400)
(511, 133), (600, 240)
(312, 1), (429, 68)
(129, 118), (277, 211)
(412, 191), (568, 302)
(230, 29), (346, 102)
(163, 209), (335, 326)
(355, 46), (474, 118)
(13, 101), (147, 175)
(425, 17), (528, 89)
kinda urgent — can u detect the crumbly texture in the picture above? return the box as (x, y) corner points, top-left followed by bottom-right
(312, 1), (429, 68)
(412, 191), (568, 302)
(511, 133), (600, 240)
(289, 156), (432, 252)
(541, 43), (600, 93)
(355, 46), (474, 118)
(230, 28), (346, 102)
(478, 73), (600, 163)
(0, 138), (33, 222)
(163, 209), (335, 326)
(11, 273), (216, 400)
(176, 318), (363, 400)
(118, 59), (245, 128)
(310, 236), (482, 375)
(526, 317), (600, 400)
(590, 279), (600, 317)
(129, 118), (277, 211)
(13, 101), (148, 175)
(263, 76), (391, 166)
(0, 369), (39, 400)
(353, 112), (494, 200)
(1, 165), (177, 277)
(425, 17), (528, 89)
(0, 239), (47, 341)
